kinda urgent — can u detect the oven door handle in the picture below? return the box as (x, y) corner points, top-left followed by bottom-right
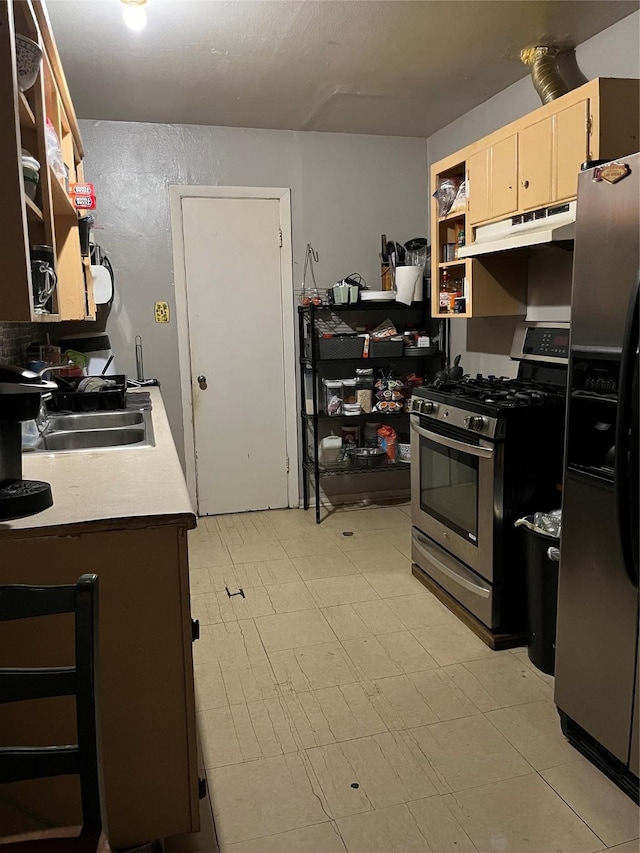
(413, 530), (491, 598)
(410, 416), (494, 458)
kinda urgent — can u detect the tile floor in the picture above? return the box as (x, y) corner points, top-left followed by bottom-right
(169, 503), (640, 853)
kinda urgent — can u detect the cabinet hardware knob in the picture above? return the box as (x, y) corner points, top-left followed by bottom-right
(197, 374), (207, 390)
(521, 180), (529, 188)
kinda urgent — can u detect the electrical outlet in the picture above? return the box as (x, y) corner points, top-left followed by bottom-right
(155, 301), (170, 323)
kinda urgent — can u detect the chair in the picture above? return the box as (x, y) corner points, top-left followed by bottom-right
(0, 574), (110, 852)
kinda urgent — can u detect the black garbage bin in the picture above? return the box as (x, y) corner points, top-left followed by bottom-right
(520, 520), (560, 676)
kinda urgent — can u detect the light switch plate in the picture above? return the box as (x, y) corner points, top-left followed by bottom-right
(155, 301), (170, 323)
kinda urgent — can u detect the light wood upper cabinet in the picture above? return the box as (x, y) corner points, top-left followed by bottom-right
(430, 77), (639, 320)
(468, 136), (518, 226)
(0, 0), (94, 323)
(467, 148), (490, 226)
(518, 116), (553, 211)
(554, 98), (589, 203)
(490, 134), (518, 219)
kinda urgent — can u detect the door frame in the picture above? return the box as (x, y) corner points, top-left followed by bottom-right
(169, 185), (298, 513)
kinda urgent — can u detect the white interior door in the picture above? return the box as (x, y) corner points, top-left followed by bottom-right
(182, 196), (289, 515)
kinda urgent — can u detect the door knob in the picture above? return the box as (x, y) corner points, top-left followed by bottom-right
(197, 375), (207, 390)
(521, 179), (530, 188)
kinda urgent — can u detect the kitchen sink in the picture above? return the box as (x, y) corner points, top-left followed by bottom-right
(32, 408), (155, 453)
(47, 411), (144, 431)
(39, 427), (147, 451)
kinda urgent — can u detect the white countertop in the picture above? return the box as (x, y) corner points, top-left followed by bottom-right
(0, 387), (196, 539)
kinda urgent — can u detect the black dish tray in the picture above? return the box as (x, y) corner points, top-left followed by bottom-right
(48, 375), (127, 412)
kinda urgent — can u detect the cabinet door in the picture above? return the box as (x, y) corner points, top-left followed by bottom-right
(467, 148), (490, 225)
(519, 116), (553, 210)
(491, 134), (518, 219)
(554, 99), (589, 203)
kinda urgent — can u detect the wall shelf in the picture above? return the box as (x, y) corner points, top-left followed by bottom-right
(25, 196), (43, 221)
(18, 91), (35, 127)
(438, 210), (466, 222)
(303, 460), (410, 477)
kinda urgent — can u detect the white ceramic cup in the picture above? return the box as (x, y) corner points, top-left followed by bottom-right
(395, 266), (423, 305)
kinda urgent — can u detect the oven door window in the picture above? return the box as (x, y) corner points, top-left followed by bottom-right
(420, 436), (479, 543)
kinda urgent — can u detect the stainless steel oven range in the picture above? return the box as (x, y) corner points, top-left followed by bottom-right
(410, 321), (569, 632)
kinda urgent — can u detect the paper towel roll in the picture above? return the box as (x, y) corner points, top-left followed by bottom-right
(395, 266), (423, 305)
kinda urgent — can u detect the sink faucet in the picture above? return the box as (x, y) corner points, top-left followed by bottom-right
(37, 362), (74, 378)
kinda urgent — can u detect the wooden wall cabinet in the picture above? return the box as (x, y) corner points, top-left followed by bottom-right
(0, 0), (95, 323)
(554, 98), (590, 203)
(518, 116), (553, 211)
(468, 134), (518, 226)
(431, 77), (639, 319)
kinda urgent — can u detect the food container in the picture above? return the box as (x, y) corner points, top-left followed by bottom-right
(356, 368), (374, 413)
(346, 447), (385, 468)
(341, 424), (361, 447)
(319, 433), (342, 466)
(364, 422), (379, 448)
(324, 379), (343, 416)
(342, 378), (357, 404)
(343, 403), (362, 416)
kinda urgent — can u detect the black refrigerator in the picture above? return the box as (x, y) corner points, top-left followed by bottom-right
(555, 152), (639, 802)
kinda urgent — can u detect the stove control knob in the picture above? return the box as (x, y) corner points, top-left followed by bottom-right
(464, 415), (486, 431)
(422, 401), (438, 415)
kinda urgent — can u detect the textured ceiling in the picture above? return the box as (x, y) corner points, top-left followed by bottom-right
(46, 0), (639, 137)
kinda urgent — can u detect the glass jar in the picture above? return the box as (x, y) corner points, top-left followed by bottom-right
(342, 378), (357, 405)
(356, 369), (374, 414)
(324, 380), (343, 416)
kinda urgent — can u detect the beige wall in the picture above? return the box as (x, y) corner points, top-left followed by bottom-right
(426, 10), (640, 378)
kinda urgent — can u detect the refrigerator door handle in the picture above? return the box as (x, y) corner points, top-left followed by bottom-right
(615, 274), (639, 586)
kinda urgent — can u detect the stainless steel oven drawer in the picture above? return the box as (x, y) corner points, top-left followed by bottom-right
(411, 527), (501, 628)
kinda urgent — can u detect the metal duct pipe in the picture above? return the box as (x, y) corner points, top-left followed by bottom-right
(520, 46), (569, 104)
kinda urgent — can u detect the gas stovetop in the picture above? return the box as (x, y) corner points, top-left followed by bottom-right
(421, 375), (566, 411)
(411, 375), (567, 440)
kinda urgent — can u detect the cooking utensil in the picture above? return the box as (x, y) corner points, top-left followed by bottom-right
(396, 242), (406, 266)
(135, 335), (145, 382)
(381, 234), (388, 263)
(101, 355), (114, 376)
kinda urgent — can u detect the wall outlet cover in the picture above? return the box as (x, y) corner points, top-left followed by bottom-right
(155, 301), (170, 323)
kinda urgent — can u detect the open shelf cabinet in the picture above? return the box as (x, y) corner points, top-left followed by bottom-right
(0, 0), (94, 322)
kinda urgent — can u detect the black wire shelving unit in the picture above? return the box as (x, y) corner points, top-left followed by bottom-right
(298, 300), (445, 523)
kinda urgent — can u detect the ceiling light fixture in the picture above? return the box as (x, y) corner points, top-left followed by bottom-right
(121, 0), (147, 31)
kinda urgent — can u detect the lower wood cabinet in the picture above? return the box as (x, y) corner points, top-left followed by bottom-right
(0, 521), (199, 848)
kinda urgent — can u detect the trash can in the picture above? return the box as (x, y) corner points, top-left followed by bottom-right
(516, 513), (561, 676)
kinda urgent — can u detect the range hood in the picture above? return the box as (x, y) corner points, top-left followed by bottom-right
(458, 201), (576, 258)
